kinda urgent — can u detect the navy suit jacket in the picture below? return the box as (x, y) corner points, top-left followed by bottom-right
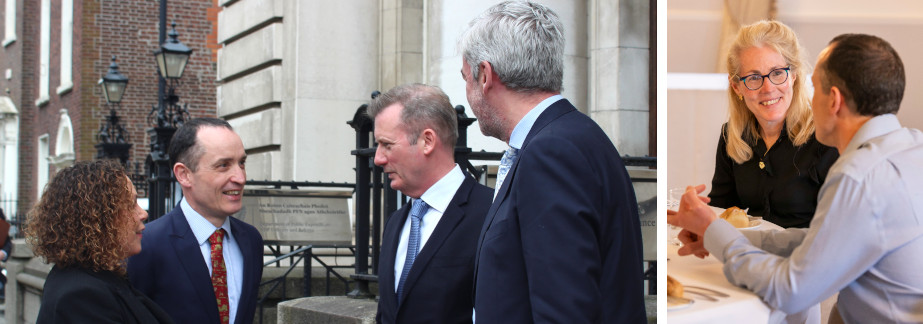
(473, 99), (647, 323)
(377, 175), (492, 324)
(128, 206), (264, 324)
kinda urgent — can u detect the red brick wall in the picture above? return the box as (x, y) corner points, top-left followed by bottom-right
(15, 0), (217, 209)
(17, 0), (39, 211)
(84, 0), (218, 170)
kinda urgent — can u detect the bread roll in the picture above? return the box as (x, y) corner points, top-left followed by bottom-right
(720, 206), (750, 228)
(667, 275), (683, 298)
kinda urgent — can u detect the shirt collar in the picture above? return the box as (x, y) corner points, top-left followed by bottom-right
(418, 164), (465, 214)
(181, 197), (233, 245)
(844, 114), (902, 154)
(508, 94), (564, 149)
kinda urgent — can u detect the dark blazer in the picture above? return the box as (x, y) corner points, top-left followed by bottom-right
(377, 174), (492, 324)
(473, 99), (647, 323)
(37, 266), (174, 324)
(128, 206), (264, 324)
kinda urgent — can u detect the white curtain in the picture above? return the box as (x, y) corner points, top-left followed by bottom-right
(716, 0), (777, 72)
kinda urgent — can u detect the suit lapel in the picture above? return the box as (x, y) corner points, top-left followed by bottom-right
(382, 203), (411, 306)
(473, 99), (576, 288)
(231, 217), (255, 323)
(397, 177), (473, 307)
(170, 211), (221, 323)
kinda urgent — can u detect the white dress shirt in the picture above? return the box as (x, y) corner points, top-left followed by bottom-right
(181, 198), (244, 324)
(704, 114), (923, 323)
(393, 164), (465, 292)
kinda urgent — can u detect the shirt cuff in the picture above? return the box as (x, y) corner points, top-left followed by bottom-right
(704, 219), (747, 262)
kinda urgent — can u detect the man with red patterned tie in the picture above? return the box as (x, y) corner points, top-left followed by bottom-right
(129, 118), (264, 324)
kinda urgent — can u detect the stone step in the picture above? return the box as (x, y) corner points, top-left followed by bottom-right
(259, 266), (379, 300)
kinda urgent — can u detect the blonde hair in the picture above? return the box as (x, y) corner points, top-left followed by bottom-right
(725, 20), (814, 164)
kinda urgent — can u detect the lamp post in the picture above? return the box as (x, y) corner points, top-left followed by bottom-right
(147, 20), (192, 220)
(95, 56), (132, 166)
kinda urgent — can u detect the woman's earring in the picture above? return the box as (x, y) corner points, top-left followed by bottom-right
(738, 94), (743, 101)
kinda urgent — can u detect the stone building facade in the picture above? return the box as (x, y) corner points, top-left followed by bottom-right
(0, 0), (653, 213)
(216, 0), (654, 183)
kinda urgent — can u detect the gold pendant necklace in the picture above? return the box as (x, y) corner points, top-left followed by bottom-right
(759, 146), (770, 170)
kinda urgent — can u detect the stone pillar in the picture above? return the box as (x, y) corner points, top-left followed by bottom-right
(216, 0), (286, 181)
(5, 239), (39, 324)
(282, 1), (379, 182)
(379, 0), (424, 90)
(589, 0), (651, 157)
(217, 0), (379, 182)
(277, 296), (377, 324)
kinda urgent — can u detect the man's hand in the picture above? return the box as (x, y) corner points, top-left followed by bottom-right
(666, 184), (718, 236)
(676, 229), (709, 258)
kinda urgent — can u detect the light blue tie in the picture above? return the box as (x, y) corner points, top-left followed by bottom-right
(494, 146), (520, 199)
(397, 199), (428, 301)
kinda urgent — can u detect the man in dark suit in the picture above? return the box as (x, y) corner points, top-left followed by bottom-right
(129, 118), (264, 324)
(459, 1), (647, 323)
(368, 83), (492, 324)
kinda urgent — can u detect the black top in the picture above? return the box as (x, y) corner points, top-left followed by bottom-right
(709, 124), (839, 228)
(37, 266), (174, 324)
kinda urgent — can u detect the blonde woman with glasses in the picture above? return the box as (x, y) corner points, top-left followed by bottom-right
(710, 20), (839, 229)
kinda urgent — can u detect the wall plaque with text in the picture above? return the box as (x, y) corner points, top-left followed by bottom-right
(234, 189), (352, 245)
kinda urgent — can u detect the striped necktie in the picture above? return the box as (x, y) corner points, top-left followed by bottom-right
(397, 199), (428, 302)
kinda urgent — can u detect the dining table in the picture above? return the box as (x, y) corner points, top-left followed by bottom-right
(666, 214), (785, 323)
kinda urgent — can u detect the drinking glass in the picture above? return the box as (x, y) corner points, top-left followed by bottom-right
(667, 187), (685, 246)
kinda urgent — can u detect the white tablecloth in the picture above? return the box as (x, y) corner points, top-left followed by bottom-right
(666, 220), (784, 323)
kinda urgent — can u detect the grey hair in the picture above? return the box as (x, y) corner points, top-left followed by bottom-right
(367, 83), (459, 149)
(459, 1), (565, 93)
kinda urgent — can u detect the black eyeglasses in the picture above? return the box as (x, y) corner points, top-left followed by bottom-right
(736, 67), (791, 91)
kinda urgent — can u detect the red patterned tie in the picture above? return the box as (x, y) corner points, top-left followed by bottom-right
(209, 229), (230, 324)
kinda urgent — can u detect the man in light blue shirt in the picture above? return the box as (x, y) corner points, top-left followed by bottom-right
(129, 118), (264, 324)
(369, 83), (492, 323)
(669, 34), (923, 323)
(460, 2), (646, 322)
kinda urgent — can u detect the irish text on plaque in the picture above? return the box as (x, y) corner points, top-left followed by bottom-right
(234, 189), (352, 245)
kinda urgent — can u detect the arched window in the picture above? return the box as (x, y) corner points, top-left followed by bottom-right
(49, 109), (75, 169)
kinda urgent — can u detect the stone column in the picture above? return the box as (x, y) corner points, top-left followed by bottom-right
(217, 0), (379, 182)
(589, 0), (650, 157)
(379, 0), (424, 90)
(5, 239), (35, 324)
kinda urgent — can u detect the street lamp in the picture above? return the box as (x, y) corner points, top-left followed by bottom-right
(147, 20), (193, 220)
(149, 21), (192, 129)
(154, 21), (192, 80)
(95, 56), (132, 166)
(101, 56), (128, 104)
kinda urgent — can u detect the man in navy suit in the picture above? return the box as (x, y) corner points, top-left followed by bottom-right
(369, 83), (492, 324)
(459, 1), (647, 323)
(129, 118), (264, 324)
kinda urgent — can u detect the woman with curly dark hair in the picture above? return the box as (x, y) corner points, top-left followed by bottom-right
(26, 160), (173, 324)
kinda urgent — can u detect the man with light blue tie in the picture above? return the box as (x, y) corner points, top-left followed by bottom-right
(370, 83), (492, 324)
(459, 1), (647, 322)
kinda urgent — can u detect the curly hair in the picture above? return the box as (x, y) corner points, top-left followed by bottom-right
(25, 160), (136, 275)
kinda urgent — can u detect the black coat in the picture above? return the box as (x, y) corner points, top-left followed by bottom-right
(37, 266), (174, 324)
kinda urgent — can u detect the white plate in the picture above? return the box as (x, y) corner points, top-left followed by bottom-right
(667, 296), (695, 311)
(737, 219), (762, 230)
